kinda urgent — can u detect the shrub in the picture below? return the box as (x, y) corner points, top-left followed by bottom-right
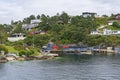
(19, 50), (27, 56)
(27, 49), (35, 56)
(19, 49), (35, 57)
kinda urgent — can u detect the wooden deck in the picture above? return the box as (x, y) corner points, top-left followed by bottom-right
(50, 50), (92, 55)
(49, 49), (115, 56)
(92, 49), (115, 55)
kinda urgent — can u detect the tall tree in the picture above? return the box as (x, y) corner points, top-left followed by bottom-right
(60, 12), (70, 24)
(37, 15), (40, 19)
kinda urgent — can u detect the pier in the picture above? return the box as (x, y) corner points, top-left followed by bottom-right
(92, 47), (115, 55)
(49, 49), (115, 56)
(49, 50), (92, 55)
(42, 44), (116, 56)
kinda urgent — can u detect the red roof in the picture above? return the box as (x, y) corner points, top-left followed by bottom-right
(63, 45), (69, 48)
(52, 45), (59, 50)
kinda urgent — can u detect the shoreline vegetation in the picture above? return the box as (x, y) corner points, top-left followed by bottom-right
(0, 44), (119, 63)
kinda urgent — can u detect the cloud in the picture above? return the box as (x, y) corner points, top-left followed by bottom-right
(0, 0), (120, 24)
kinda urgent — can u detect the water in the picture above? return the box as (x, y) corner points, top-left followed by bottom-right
(0, 55), (120, 80)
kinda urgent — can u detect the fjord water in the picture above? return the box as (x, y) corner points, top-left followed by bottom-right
(0, 55), (120, 80)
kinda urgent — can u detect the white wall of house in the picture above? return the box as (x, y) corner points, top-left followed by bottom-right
(8, 33), (26, 42)
(108, 22), (113, 26)
(90, 31), (101, 35)
(103, 29), (112, 35)
(108, 20), (115, 26)
(8, 37), (26, 42)
(30, 19), (41, 24)
(102, 29), (120, 35)
(22, 19), (40, 30)
(112, 30), (120, 35)
(22, 24), (38, 30)
(82, 12), (97, 18)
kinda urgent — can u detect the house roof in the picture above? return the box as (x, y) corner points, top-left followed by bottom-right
(12, 33), (25, 35)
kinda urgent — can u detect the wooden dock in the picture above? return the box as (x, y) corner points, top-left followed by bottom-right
(50, 50), (92, 55)
(49, 49), (115, 56)
(92, 49), (115, 55)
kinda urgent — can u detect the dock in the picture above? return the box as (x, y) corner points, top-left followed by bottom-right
(49, 50), (92, 55)
(49, 49), (115, 56)
(92, 49), (115, 55)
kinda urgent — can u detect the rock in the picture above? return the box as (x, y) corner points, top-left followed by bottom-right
(0, 57), (8, 63)
(0, 60), (8, 63)
(17, 57), (25, 61)
(40, 55), (55, 60)
(47, 54), (58, 57)
(6, 57), (16, 61)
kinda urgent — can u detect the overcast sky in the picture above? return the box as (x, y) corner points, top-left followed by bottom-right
(0, 0), (120, 24)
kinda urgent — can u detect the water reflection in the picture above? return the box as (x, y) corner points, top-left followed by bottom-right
(0, 55), (120, 80)
(0, 63), (7, 79)
(56, 54), (93, 63)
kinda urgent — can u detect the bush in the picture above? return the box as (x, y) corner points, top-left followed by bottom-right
(19, 49), (35, 57)
(19, 50), (27, 56)
(112, 21), (120, 28)
(27, 49), (35, 56)
(0, 45), (8, 54)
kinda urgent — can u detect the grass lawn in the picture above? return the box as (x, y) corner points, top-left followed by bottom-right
(5, 46), (41, 56)
(5, 46), (18, 53)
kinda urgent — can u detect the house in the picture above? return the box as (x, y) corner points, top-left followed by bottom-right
(8, 33), (26, 42)
(22, 19), (41, 30)
(82, 12), (97, 17)
(108, 21), (114, 26)
(112, 30), (120, 35)
(115, 14), (120, 20)
(30, 19), (41, 24)
(22, 24), (31, 30)
(22, 24), (39, 30)
(103, 29), (120, 35)
(90, 31), (101, 35)
(30, 30), (46, 35)
(103, 29), (112, 35)
(40, 31), (46, 35)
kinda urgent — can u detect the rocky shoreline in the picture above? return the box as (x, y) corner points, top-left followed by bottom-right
(0, 54), (59, 63)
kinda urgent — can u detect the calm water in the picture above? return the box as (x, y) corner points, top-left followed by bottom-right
(1, 55), (120, 80)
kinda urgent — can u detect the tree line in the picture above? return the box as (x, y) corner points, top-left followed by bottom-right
(1, 12), (120, 49)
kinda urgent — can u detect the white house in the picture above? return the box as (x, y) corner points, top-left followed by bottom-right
(8, 33), (26, 42)
(82, 12), (97, 17)
(103, 29), (120, 35)
(108, 21), (114, 26)
(103, 29), (112, 35)
(90, 31), (101, 35)
(112, 30), (120, 35)
(22, 24), (39, 30)
(22, 19), (41, 30)
(30, 19), (41, 24)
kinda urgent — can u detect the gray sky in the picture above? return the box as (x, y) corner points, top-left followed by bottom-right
(0, 0), (120, 24)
